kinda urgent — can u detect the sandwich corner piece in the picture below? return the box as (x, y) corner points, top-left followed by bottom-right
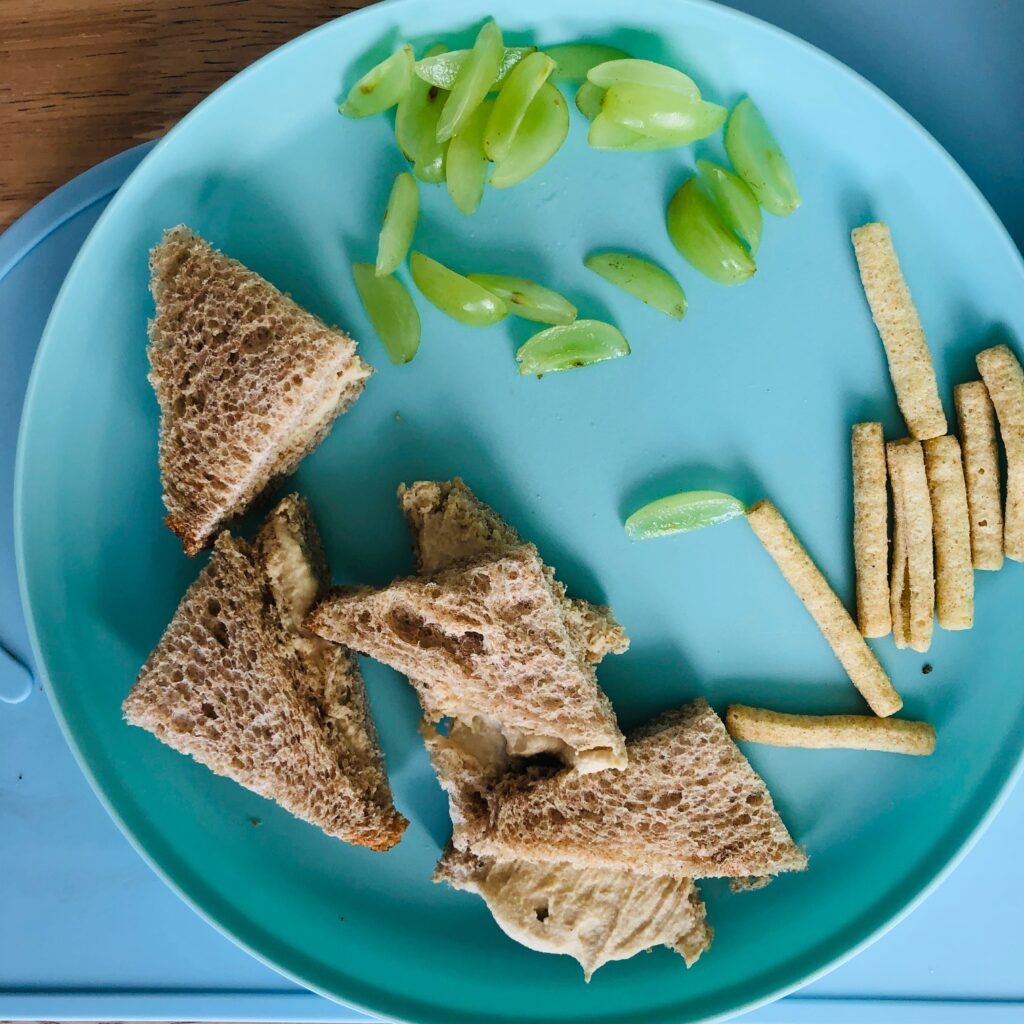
(123, 494), (406, 852)
(147, 226), (373, 556)
(476, 698), (808, 881)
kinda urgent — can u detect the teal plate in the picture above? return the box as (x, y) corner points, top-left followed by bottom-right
(14, 1), (1024, 1022)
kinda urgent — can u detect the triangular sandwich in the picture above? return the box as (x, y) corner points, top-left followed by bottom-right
(306, 543), (627, 772)
(123, 495), (406, 850)
(147, 226), (372, 555)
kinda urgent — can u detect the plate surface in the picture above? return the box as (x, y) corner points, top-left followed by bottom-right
(15, 1), (1024, 1022)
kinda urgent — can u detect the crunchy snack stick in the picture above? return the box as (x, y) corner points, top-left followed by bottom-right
(745, 500), (903, 717)
(726, 705), (935, 756)
(888, 481), (911, 650)
(886, 440), (934, 653)
(851, 423), (890, 637)
(852, 222), (946, 441)
(976, 344), (1024, 561)
(954, 381), (1004, 570)
(923, 436), (974, 630)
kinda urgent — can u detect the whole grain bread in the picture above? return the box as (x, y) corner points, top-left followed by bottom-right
(474, 698), (806, 879)
(398, 478), (628, 663)
(123, 498), (406, 851)
(253, 495), (403, 829)
(434, 844), (711, 981)
(306, 544), (627, 771)
(148, 226), (372, 555)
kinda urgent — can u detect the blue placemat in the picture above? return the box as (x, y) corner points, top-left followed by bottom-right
(2, 1), (1022, 1020)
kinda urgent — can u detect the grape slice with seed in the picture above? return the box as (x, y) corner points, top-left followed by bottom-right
(725, 98), (801, 217)
(584, 252), (686, 320)
(516, 320), (629, 375)
(339, 47), (415, 118)
(467, 273), (576, 325)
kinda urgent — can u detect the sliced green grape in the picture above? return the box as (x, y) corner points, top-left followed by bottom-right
(446, 99), (491, 215)
(352, 264), (420, 365)
(575, 81), (605, 120)
(395, 44), (447, 160)
(484, 51), (556, 163)
(516, 320), (629, 375)
(584, 252), (686, 320)
(696, 159), (762, 255)
(410, 92), (448, 183)
(490, 83), (569, 188)
(588, 113), (676, 150)
(624, 491), (745, 539)
(376, 173), (419, 276)
(666, 178), (756, 285)
(415, 46), (534, 90)
(588, 58), (699, 98)
(436, 21), (505, 143)
(339, 46), (415, 118)
(724, 98), (800, 217)
(601, 84), (726, 142)
(545, 43), (630, 81)
(466, 273), (576, 325)
(409, 251), (507, 326)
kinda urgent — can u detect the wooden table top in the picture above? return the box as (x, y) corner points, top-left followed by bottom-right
(0, 0), (372, 230)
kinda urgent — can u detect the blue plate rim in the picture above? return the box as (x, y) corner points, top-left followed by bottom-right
(14, 1), (1024, 1022)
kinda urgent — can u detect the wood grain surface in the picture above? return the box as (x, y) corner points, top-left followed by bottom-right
(0, 0), (375, 230)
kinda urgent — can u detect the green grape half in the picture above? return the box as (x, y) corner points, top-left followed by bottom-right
(587, 58), (699, 98)
(575, 81), (605, 120)
(409, 251), (507, 326)
(409, 91), (448, 183)
(624, 491), (745, 539)
(696, 159), (762, 254)
(395, 43), (447, 160)
(376, 173), (419, 276)
(484, 51), (556, 163)
(584, 252), (686, 320)
(339, 46), (415, 118)
(601, 84), (726, 142)
(724, 98), (801, 217)
(544, 43), (630, 82)
(490, 83), (569, 188)
(466, 273), (576, 325)
(352, 264), (421, 365)
(446, 99), (492, 215)
(436, 21), (505, 143)
(588, 113), (675, 150)
(414, 46), (535, 90)
(517, 320), (630, 375)
(666, 178), (756, 285)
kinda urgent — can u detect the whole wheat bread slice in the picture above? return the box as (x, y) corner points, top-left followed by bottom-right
(399, 479), (628, 663)
(425, 719), (712, 978)
(306, 544), (627, 771)
(124, 497), (406, 851)
(434, 844), (711, 981)
(473, 698), (806, 879)
(148, 226), (372, 555)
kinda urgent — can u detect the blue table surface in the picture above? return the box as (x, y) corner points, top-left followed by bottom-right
(2, 1), (1022, 1021)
